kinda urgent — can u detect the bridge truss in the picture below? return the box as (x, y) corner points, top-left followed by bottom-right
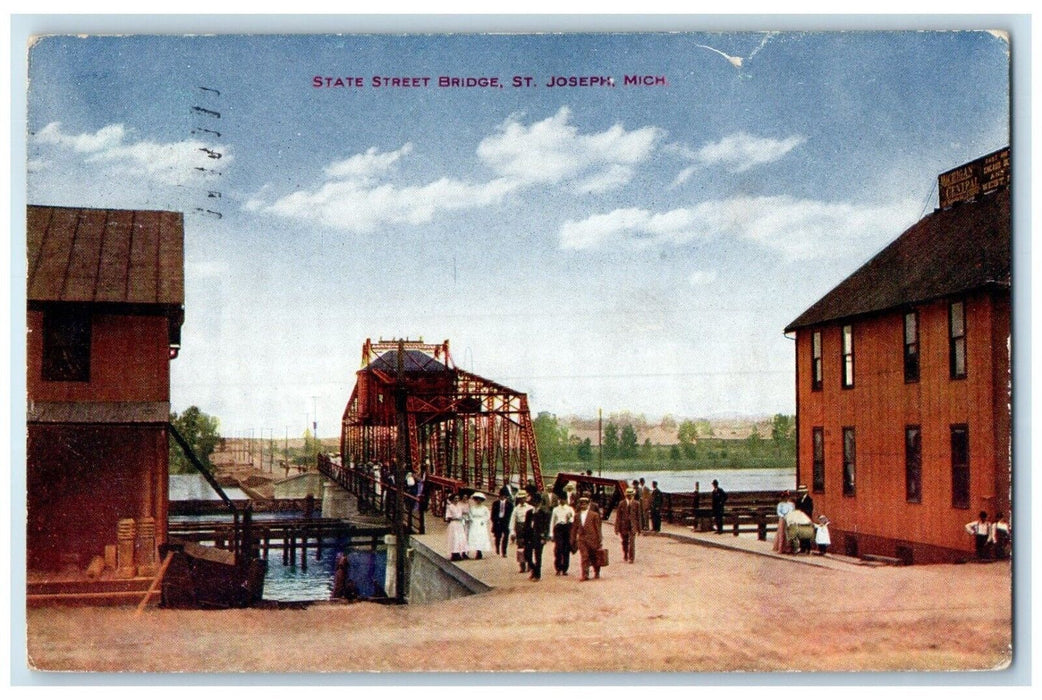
(340, 339), (544, 507)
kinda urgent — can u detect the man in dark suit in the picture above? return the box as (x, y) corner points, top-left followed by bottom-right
(795, 484), (814, 518)
(521, 493), (550, 581)
(490, 491), (514, 557)
(795, 485), (814, 553)
(570, 495), (603, 580)
(650, 481), (663, 532)
(615, 487), (641, 563)
(711, 479), (728, 534)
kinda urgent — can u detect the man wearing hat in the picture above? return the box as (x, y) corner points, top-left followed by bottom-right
(795, 485), (814, 553)
(490, 490), (514, 558)
(711, 479), (728, 535)
(795, 485), (814, 518)
(508, 490), (533, 572)
(521, 491), (550, 581)
(570, 494), (603, 580)
(615, 487), (642, 563)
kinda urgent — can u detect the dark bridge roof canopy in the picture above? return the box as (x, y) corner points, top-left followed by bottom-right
(786, 188), (1010, 332)
(366, 350), (451, 374)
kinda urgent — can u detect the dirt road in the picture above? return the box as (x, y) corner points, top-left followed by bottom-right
(25, 530), (1011, 674)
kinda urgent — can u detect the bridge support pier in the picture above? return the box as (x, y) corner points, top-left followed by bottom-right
(322, 480), (352, 519)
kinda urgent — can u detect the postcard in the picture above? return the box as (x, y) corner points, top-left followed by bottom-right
(18, 24), (1017, 676)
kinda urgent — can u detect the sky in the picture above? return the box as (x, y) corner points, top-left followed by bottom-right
(24, 30), (1011, 437)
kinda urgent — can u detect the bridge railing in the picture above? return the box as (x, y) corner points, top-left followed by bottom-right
(317, 454), (426, 535)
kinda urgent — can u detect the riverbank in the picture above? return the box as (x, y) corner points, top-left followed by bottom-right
(25, 521), (1011, 673)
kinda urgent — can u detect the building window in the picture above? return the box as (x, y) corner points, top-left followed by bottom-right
(904, 311), (919, 383)
(949, 301), (967, 379)
(42, 307), (91, 382)
(811, 331), (823, 391)
(841, 324), (854, 389)
(842, 427), (856, 496)
(951, 425), (970, 509)
(905, 425), (922, 503)
(812, 427), (825, 493)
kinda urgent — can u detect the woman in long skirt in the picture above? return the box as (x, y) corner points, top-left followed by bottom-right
(445, 493), (469, 561)
(466, 492), (493, 560)
(773, 491), (795, 553)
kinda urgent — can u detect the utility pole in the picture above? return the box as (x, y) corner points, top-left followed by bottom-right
(598, 407), (603, 477)
(393, 339), (409, 603)
(268, 429), (274, 472)
(312, 395), (319, 445)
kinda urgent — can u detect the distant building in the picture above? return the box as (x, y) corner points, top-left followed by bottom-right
(26, 205), (184, 571)
(785, 152), (1010, 564)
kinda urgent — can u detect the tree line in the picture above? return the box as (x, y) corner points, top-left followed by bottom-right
(532, 411), (796, 471)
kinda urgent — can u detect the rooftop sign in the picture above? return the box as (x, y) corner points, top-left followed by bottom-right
(938, 147), (1010, 209)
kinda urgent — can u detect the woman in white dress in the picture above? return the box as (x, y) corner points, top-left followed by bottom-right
(466, 492), (493, 560)
(445, 493), (469, 561)
(773, 491), (795, 553)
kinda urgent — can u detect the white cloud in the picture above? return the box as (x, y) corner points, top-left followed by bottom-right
(34, 122), (126, 152)
(265, 175), (515, 233)
(30, 121), (231, 188)
(256, 108), (664, 232)
(560, 195), (920, 261)
(323, 143), (414, 181)
(672, 132), (805, 184)
(477, 107), (662, 192)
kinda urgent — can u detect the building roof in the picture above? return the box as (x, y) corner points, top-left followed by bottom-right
(27, 205), (184, 306)
(786, 188), (1010, 332)
(367, 349), (451, 374)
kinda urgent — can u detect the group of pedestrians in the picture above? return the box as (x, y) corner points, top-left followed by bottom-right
(965, 511), (1011, 561)
(447, 484), (612, 582)
(444, 491), (493, 561)
(357, 459), (430, 516)
(772, 485), (830, 555)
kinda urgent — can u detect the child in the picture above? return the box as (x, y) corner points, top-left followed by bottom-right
(814, 514), (831, 555)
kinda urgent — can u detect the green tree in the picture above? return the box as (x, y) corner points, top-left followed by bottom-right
(603, 421), (619, 459)
(746, 425), (763, 451)
(169, 406), (221, 474)
(533, 411), (570, 464)
(771, 413), (796, 447)
(678, 420), (698, 459)
(670, 444), (681, 460)
(577, 437), (593, 462)
(294, 427), (320, 466)
(619, 424), (639, 459)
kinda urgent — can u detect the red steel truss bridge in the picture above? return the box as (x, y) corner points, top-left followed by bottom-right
(332, 338), (544, 517)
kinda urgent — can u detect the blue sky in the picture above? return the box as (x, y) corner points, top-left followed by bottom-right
(25, 31), (1011, 437)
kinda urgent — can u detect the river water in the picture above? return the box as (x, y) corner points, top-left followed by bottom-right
(169, 510), (388, 603)
(169, 475), (386, 602)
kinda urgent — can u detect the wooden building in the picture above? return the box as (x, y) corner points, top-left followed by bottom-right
(785, 153), (1010, 564)
(26, 205), (184, 572)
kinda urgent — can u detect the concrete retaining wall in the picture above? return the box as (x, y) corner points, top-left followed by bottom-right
(383, 536), (491, 605)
